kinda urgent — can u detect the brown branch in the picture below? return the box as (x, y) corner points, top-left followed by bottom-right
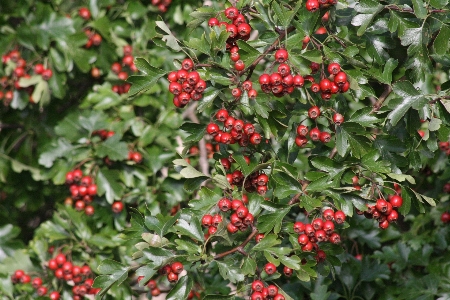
(430, 95), (450, 104)
(288, 193), (301, 205)
(240, 26), (296, 80)
(385, 4), (448, 14)
(371, 85), (392, 112)
(213, 226), (258, 260)
(329, 147), (338, 159)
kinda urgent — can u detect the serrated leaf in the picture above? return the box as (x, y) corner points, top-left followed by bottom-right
(251, 234), (281, 252)
(156, 19), (182, 51)
(216, 260), (245, 283)
(180, 122), (206, 143)
(347, 107), (380, 126)
(95, 134), (129, 161)
(411, 0), (428, 19)
(257, 208), (290, 234)
(173, 159), (209, 179)
(388, 81), (428, 125)
(189, 187), (222, 211)
(434, 25), (450, 56)
(173, 218), (204, 242)
(93, 259), (129, 297)
(197, 89), (220, 112)
(127, 58), (166, 95)
(38, 138), (75, 168)
(96, 168), (124, 204)
(386, 173), (416, 184)
(142, 247), (174, 266)
(167, 276), (193, 300)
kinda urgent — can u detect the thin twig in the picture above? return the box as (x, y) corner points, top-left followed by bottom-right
(240, 26), (296, 80)
(329, 147), (338, 159)
(213, 226), (258, 260)
(371, 85), (392, 112)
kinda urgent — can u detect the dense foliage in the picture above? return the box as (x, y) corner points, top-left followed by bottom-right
(0, 0), (450, 299)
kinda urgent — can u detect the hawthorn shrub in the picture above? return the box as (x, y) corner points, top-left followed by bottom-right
(0, 0), (450, 299)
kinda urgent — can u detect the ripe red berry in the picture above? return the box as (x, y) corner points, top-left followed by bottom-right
(243, 213), (254, 225)
(79, 7), (91, 20)
(311, 83), (320, 93)
(206, 123), (219, 136)
(224, 7), (239, 20)
(308, 106), (321, 119)
(42, 69), (53, 80)
(208, 17), (219, 26)
(112, 201), (124, 213)
(298, 233), (309, 245)
(274, 294), (285, 300)
(329, 232), (341, 244)
(236, 206), (249, 218)
(319, 131), (331, 143)
(264, 262), (277, 275)
(387, 210), (398, 222)
(226, 222), (238, 233)
(238, 23), (251, 36)
(389, 195), (403, 208)
(306, 1), (319, 13)
(319, 79), (332, 92)
(251, 280), (264, 292)
(275, 49), (288, 63)
(333, 113), (344, 125)
(212, 214), (223, 227)
(167, 272), (178, 282)
(216, 109), (229, 122)
(323, 209), (335, 221)
(334, 210), (346, 224)
(171, 262), (184, 274)
(37, 286), (48, 296)
(309, 127), (321, 141)
(250, 132), (262, 145)
(259, 74), (271, 86)
(49, 291), (61, 300)
(230, 213), (242, 227)
(55, 253), (67, 266)
(311, 218), (324, 230)
(376, 199), (389, 213)
(323, 220), (335, 234)
(277, 63), (291, 77)
(293, 75), (305, 87)
(315, 250), (327, 263)
(441, 212), (450, 223)
(283, 266), (293, 276)
(234, 60), (245, 71)
(267, 285), (278, 297)
(328, 62), (341, 75)
(231, 88), (242, 98)
(182, 59), (194, 71)
(334, 71), (347, 85)
(202, 214), (213, 227)
(301, 242), (313, 252)
(379, 220), (390, 229)
(218, 198), (232, 212)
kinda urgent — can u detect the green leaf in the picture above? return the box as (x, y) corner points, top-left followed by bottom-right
(272, 2), (289, 27)
(351, 0), (384, 36)
(203, 295), (235, 300)
(38, 138), (75, 168)
(96, 168), (125, 204)
(0, 224), (23, 262)
(386, 173), (416, 184)
(145, 212), (181, 237)
(430, 0), (449, 8)
(216, 260), (245, 283)
(173, 215), (204, 242)
(93, 259), (130, 298)
(388, 81), (428, 125)
(251, 234), (281, 252)
(185, 33), (211, 56)
(95, 134), (129, 161)
(236, 40), (261, 66)
(411, 0), (428, 19)
(257, 208), (290, 234)
(197, 89), (220, 113)
(127, 58), (166, 96)
(347, 107), (380, 127)
(180, 122), (206, 143)
(173, 159), (209, 179)
(189, 187), (222, 212)
(167, 275), (193, 300)
(434, 25), (450, 56)
(142, 247), (174, 266)
(156, 19), (182, 51)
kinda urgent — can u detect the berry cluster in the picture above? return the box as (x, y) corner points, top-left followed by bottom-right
(168, 58), (206, 108)
(83, 29), (102, 49)
(47, 253), (99, 299)
(65, 169), (97, 215)
(294, 209), (344, 256)
(309, 63), (349, 100)
(207, 109), (262, 147)
(160, 261), (184, 283)
(250, 279), (285, 300)
(439, 141), (450, 155)
(306, 0), (338, 12)
(258, 49), (304, 97)
(294, 106), (336, 147)
(152, 0), (172, 12)
(201, 213), (224, 237)
(357, 195), (403, 229)
(11, 270), (60, 299)
(110, 45), (136, 94)
(208, 7), (253, 50)
(138, 277), (161, 296)
(221, 195), (254, 233)
(1, 50), (52, 105)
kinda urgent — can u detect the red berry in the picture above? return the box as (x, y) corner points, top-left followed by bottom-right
(376, 199), (389, 213)
(387, 210), (398, 222)
(167, 272), (178, 282)
(112, 201), (124, 213)
(243, 213), (254, 225)
(267, 285), (278, 297)
(79, 7), (91, 20)
(327, 62), (341, 75)
(295, 135), (308, 147)
(206, 123), (219, 136)
(334, 210), (346, 224)
(323, 209), (335, 221)
(218, 198), (232, 212)
(298, 233), (309, 245)
(230, 52), (240, 62)
(319, 79), (332, 92)
(309, 127), (321, 141)
(236, 206), (249, 218)
(264, 262), (277, 275)
(202, 214), (213, 227)
(224, 7), (239, 20)
(250, 133), (262, 145)
(275, 49), (289, 63)
(329, 232), (341, 244)
(251, 280), (264, 292)
(216, 109), (229, 122)
(171, 262), (184, 274)
(283, 266), (293, 276)
(293, 221), (305, 234)
(238, 23), (251, 36)
(293, 75), (305, 87)
(278, 63), (291, 76)
(274, 294), (285, 300)
(312, 218), (324, 230)
(301, 242), (313, 252)
(308, 106), (321, 119)
(230, 213), (242, 227)
(306, 0), (319, 13)
(182, 58), (194, 71)
(49, 291), (60, 300)
(441, 212), (450, 223)
(42, 69), (53, 80)
(235, 60), (245, 71)
(334, 71), (347, 85)
(379, 220), (390, 229)
(259, 74), (271, 85)
(55, 253), (66, 266)
(311, 83), (320, 93)
(315, 250), (327, 263)
(251, 292), (264, 300)
(208, 17), (219, 26)
(231, 88), (242, 98)
(319, 131), (331, 143)
(233, 14), (246, 26)
(227, 222), (239, 233)
(32, 277), (43, 288)
(48, 259), (58, 270)
(37, 286), (48, 296)
(270, 73), (282, 86)
(333, 113), (344, 125)
(389, 195), (403, 208)
(296, 125), (309, 137)
(226, 24), (238, 38)
(323, 220), (335, 234)
(212, 214), (223, 227)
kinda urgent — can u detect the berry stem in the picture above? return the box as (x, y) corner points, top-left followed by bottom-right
(239, 26), (296, 80)
(213, 226), (258, 260)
